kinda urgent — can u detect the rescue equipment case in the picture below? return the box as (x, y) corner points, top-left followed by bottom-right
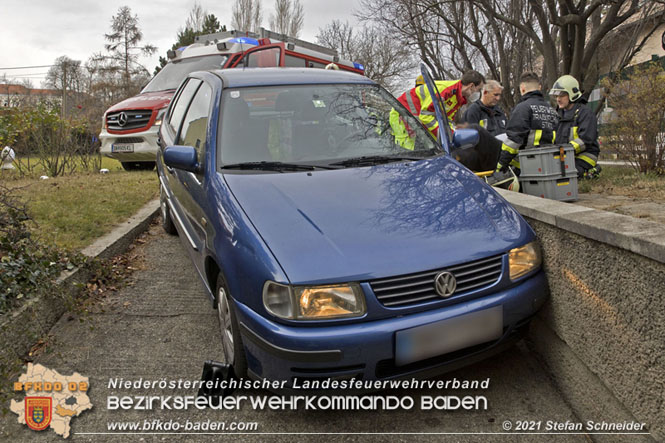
(518, 145), (578, 202)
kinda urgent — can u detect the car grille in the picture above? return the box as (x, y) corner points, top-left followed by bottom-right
(370, 255), (503, 307)
(106, 110), (153, 131)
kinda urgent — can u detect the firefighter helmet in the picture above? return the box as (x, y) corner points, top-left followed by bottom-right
(415, 75), (424, 86)
(549, 75), (582, 102)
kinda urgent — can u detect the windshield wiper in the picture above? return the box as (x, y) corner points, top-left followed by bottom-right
(329, 154), (426, 167)
(221, 161), (326, 172)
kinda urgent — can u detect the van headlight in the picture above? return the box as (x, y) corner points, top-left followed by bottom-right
(509, 241), (542, 280)
(263, 282), (366, 320)
(154, 108), (167, 127)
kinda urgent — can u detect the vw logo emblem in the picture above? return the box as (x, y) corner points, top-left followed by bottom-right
(118, 112), (129, 127)
(434, 271), (456, 298)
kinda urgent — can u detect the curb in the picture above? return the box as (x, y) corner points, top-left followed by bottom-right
(0, 199), (160, 371)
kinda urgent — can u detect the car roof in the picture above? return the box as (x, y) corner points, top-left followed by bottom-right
(209, 67), (376, 88)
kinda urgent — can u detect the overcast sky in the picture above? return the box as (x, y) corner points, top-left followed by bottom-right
(0, 0), (360, 87)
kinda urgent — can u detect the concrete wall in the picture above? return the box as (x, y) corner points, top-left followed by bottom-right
(497, 189), (665, 441)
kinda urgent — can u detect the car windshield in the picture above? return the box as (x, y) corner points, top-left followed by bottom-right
(142, 55), (228, 93)
(218, 84), (440, 167)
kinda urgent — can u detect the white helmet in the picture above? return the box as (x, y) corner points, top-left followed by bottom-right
(549, 75), (582, 101)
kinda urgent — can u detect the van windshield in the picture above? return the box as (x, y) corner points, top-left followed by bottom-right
(218, 84), (440, 167)
(142, 55), (228, 93)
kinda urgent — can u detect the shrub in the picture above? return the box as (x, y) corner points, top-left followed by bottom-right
(0, 184), (84, 314)
(0, 105), (101, 177)
(602, 63), (665, 174)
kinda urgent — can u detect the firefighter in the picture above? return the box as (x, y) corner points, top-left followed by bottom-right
(495, 71), (559, 175)
(463, 80), (507, 137)
(550, 75), (601, 179)
(397, 70), (485, 139)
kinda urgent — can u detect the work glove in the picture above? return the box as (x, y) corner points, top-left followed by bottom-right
(495, 162), (508, 173)
(487, 169), (510, 186)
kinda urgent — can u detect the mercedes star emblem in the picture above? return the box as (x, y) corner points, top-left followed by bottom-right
(118, 112), (129, 127)
(434, 271), (457, 298)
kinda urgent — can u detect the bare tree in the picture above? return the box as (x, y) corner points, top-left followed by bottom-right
(154, 5), (225, 75)
(232, 0), (263, 33)
(45, 56), (84, 92)
(45, 56), (85, 118)
(269, 0), (304, 37)
(318, 20), (414, 93)
(475, 0), (658, 92)
(358, 0), (663, 110)
(103, 6), (156, 95)
(185, 1), (207, 32)
(357, 0), (535, 109)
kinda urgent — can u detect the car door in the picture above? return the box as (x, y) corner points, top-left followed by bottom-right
(172, 80), (214, 272)
(420, 63), (452, 154)
(160, 78), (202, 251)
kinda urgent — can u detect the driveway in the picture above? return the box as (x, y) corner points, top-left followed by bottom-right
(1, 222), (597, 442)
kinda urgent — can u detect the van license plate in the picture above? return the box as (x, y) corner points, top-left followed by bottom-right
(395, 305), (503, 366)
(112, 143), (134, 153)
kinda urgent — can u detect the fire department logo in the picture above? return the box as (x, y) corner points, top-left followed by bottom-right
(11, 363), (92, 439)
(25, 397), (52, 431)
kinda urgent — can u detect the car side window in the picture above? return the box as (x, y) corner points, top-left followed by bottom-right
(168, 79), (202, 135)
(177, 82), (212, 172)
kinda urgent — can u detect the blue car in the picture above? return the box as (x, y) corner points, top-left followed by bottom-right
(157, 68), (547, 383)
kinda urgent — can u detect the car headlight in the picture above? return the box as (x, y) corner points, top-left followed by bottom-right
(154, 108), (167, 127)
(509, 241), (542, 280)
(263, 282), (366, 320)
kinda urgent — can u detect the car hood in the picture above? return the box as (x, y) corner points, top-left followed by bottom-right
(224, 156), (531, 284)
(106, 90), (174, 112)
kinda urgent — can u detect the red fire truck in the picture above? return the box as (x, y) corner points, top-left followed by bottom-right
(99, 28), (365, 170)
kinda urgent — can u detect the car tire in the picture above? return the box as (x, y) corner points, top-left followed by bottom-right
(121, 161), (155, 171)
(215, 274), (248, 378)
(159, 187), (178, 235)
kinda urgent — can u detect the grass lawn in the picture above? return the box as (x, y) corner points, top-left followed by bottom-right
(4, 166), (158, 251)
(2, 155), (125, 178)
(578, 165), (665, 200)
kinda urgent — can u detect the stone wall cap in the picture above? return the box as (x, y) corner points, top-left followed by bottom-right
(496, 189), (665, 264)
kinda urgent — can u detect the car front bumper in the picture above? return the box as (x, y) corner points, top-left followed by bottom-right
(99, 125), (159, 163)
(235, 270), (547, 384)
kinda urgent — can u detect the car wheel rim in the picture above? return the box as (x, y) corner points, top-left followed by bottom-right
(217, 287), (235, 365)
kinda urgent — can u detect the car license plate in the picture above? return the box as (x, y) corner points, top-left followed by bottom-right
(112, 143), (134, 153)
(395, 305), (503, 366)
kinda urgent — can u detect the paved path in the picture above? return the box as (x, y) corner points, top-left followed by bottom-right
(573, 161), (665, 225)
(0, 223), (607, 442)
(574, 193), (665, 225)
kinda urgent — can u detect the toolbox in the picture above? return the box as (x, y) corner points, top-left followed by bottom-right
(518, 144), (576, 177)
(520, 175), (578, 201)
(518, 144), (578, 201)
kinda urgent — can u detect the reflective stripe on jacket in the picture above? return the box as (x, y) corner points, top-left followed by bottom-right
(554, 99), (600, 168)
(396, 80), (466, 138)
(498, 90), (558, 171)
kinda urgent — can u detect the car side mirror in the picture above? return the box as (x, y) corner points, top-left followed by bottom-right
(452, 128), (480, 150)
(164, 145), (200, 173)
